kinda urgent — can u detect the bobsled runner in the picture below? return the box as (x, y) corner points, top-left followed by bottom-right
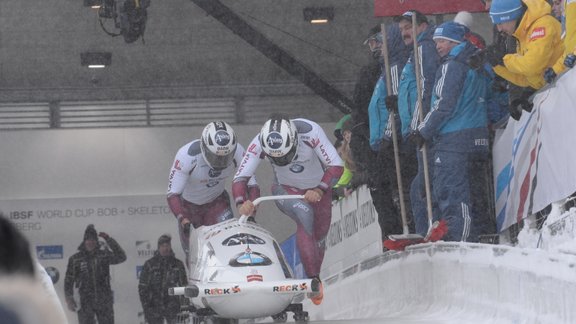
(169, 195), (322, 324)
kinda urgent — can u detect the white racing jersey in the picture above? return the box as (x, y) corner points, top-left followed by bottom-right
(235, 118), (343, 190)
(167, 140), (249, 205)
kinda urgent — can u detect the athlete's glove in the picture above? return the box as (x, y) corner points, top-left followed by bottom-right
(543, 68), (556, 84)
(384, 95), (399, 114)
(564, 54), (576, 68)
(98, 232), (110, 240)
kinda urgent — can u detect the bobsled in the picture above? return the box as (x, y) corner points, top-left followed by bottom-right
(169, 195), (322, 324)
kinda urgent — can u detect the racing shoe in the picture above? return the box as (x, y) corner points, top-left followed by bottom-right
(309, 277), (324, 305)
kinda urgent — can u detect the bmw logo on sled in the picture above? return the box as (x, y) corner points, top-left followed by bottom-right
(169, 195), (322, 323)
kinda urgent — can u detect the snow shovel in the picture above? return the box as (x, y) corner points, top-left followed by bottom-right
(384, 15), (447, 251)
(376, 22), (423, 247)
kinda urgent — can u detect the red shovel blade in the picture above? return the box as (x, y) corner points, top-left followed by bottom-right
(383, 237), (425, 251)
(425, 219), (448, 242)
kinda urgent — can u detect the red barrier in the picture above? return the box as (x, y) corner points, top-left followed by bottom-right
(374, 0), (486, 17)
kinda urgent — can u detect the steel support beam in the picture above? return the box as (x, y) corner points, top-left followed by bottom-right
(189, 0), (355, 114)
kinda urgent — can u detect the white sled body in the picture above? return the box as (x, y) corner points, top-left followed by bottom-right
(171, 196), (320, 320)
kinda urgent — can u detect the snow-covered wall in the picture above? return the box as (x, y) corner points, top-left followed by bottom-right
(309, 242), (576, 324)
(305, 187), (576, 324)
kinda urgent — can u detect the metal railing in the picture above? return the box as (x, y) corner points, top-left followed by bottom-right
(0, 94), (342, 130)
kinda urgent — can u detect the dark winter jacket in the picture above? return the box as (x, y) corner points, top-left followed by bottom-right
(138, 251), (188, 316)
(418, 41), (489, 153)
(64, 237), (127, 307)
(398, 24), (441, 139)
(348, 59), (381, 186)
(351, 59), (381, 127)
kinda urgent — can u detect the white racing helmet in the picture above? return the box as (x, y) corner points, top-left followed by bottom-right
(259, 116), (298, 166)
(200, 121), (237, 170)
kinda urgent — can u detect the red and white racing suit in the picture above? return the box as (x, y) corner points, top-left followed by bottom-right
(232, 118), (344, 278)
(167, 140), (258, 257)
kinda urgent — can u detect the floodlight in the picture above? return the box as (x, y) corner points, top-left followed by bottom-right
(303, 7), (334, 24)
(84, 0), (103, 9)
(80, 51), (112, 69)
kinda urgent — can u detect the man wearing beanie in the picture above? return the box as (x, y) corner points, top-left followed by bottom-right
(487, 0), (563, 119)
(413, 21), (492, 242)
(64, 224), (126, 324)
(138, 234), (188, 324)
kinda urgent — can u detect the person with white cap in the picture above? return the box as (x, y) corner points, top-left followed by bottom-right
(414, 21), (492, 242)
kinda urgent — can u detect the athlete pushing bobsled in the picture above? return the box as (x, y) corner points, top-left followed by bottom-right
(232, 114), (344, 304)
(166, 121), (259, 265)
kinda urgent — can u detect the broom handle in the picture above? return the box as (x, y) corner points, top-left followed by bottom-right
(411, 14), (434, 232)
(380, 23), (410, 236)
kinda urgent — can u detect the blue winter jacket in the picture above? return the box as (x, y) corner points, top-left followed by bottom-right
(367, 24), (411, 151)
(397, 25), (440, 140)
(418, 41), (490, 153)
(368, 76), (387, 150)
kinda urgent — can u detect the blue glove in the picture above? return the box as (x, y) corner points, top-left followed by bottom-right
(543, 68), (557, 84)
(564, 54), (576, 69)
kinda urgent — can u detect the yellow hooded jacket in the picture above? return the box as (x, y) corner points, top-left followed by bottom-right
(493, 0), (564, 89)
(552, 0), (576, 74)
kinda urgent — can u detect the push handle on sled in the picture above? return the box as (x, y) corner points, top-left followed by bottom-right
(239, 195), (305, 223)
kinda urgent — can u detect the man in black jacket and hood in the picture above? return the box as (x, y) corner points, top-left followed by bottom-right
(64, 224), (126, 324)
(138, 234), (188, 324)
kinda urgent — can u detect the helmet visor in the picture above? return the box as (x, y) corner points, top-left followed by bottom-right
(203, 144), (236, 170)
